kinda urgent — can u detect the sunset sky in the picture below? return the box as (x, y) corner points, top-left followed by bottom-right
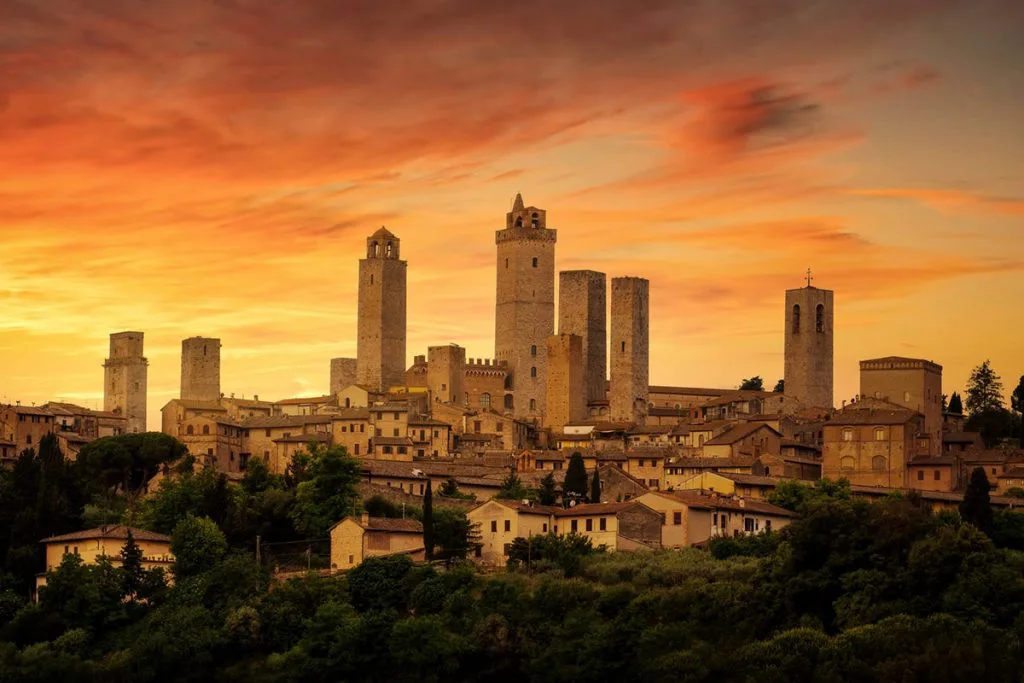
(2, 0), (1023, 424)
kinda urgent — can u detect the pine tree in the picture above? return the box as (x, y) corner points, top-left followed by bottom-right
(563, 452), (588, 505)
(423, 480), (435, 561)
(773, 379), (784, 393)
(739, 376), (764, 391)
(538, 472), (558, 506)
(590, 469), (602, 504)
(965, 360), (1004, 415)
(948, 392), (963, 415)
(960, 467), (993, 536)
(120, 529), (145, 600)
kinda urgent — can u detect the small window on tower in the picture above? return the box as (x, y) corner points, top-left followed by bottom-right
(531, 212), (539, 228)
(530, 345), (537, 356)
(530, 399), (537, 411)
(792, 305), (801, 333)
(530, 367), (537, 378)
(505, 258), (509, 269)
(621, 341), (626, 353)
(370, 274), (374, 285)
(816, 304), (824, 333)
(532, 257), (538, 268)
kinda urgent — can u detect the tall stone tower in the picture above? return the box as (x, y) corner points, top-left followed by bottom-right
(609, 277), (649, 425)
(103, 331), (148, 433)
(558, 270), (607, 406)
(544, 333), (585, 430)
(330, 357), (357, 396)
(180, 337), (221, 402)
(860, 357), (942, 455)
(357, 227), (407, 392)
(783, 273), (834, 412)
(427, 344), (466, 404)
(495, 194), (556, 421)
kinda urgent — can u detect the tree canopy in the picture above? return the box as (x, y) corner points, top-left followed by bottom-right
(740, 376), (764, 391)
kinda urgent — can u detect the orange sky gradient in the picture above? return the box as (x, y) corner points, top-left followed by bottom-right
(2, 0), (1023, 424)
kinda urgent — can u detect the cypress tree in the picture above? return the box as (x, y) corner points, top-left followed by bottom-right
(423, 479), (435, 561)
(590, 469), (602, 504)
(563, 452), (588, 505)
(120, 529), (145, 600)
(960, 467), (993, 535)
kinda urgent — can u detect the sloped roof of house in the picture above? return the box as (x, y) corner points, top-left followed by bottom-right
(41, 525), (171, 544)
(655, 490), (795, 517)
(243, 415), (333, 428)
(703, 422), (781, 446)
(275, 395), (334, 406)
(2, 404), (54, 416)
(274, 433), (331, 444)
(826, 407), (920, 426)
(554, 501), (640, 517)
(649, 385), (730, 397)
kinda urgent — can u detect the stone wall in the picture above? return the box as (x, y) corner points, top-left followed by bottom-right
(356, 482), (476, 510)
(104, 331), (148, 433)
(618, 504), (663, 547)
(609, 277), (650, 425)
(180, 336), (221, 402)
(357, 229), (407, 392)
(428, 344), (465, 405)
(859, 357), (943, 456)
(463, 358), (509, 413)
(544, 333), (584, 430)
(558, 270), (607, 405)
(330, 357), (357, 396)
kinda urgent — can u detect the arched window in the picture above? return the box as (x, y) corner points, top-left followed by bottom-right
(871, 455), (887, 471)
(903, 391), (911, 402)
(840, 456), (856, 471)
(874, 427), (886, 441)
(621, 341), (626, 353)
(842, 428), (853, 442)
(531, 212), (539, 228)
(529, 398), (537, 411)
(344, 397), (351, 408)
(202, 424), (210, 435)
(186, 425), (194, 435)
(532, 257), (538, 268)
(370, 241), (379, 258)
(385, 241), (393, 258)
(530, 366), (537, 378)
(504, 374), (513, 390)
(815, 304), (824, 333)
(515, 216), (523, 228)
(792, 304), (801, 333)
(530, 345), (537, 356)
(480, 393), (491, 409)
(504, 394), (514, 411)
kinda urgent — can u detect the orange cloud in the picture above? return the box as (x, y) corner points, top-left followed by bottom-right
(849, 187), (1024, 216)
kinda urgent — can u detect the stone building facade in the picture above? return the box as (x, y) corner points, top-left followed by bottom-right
(495, 193), (556, 422)
(357, 227), (407, 392)
(558, 270), (607, 406)
(463, 358), (509, 414)
(180, 337), (221, 403)
(860, 357), (943, 457)
(103, 331), (148, 433)
(544, 333), (585, 430)
(428, 344), (465, 405)
(329, 357), (357, 396)
(609, 277), (650, 425)
(821, 405), (925, 487)
(783, 283), (834, 412)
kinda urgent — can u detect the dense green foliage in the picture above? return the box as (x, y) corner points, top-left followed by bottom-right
(739, 376), (764, 391)
(563, 452), (588, 503)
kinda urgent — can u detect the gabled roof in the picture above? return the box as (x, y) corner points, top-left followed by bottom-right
(243, 414), (333, 428)
(370, 226), (397, 240)
(648, 385), (731, 397)
(1, 404), (54, 416)
(704, 422), (781, 446)
(554, 502), (642, 517)
(275, 395), (334, 406)
(41, 525), (171, 544)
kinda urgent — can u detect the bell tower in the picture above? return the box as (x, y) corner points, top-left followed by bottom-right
(357, 227), (408, 392)
(495, 194), (557, 421)
(783, 269), (834, 412)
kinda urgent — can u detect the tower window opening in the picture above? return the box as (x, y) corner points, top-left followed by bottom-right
(815, 304), (824, 333)
(505, 258), (509, 269)
(515, 216), (523, 228)
(385, 241), (393, 257)
(792, 304), (801, 333)
(370, 274), (374, 285)
(530, 398), (537, 411)
(531, 213), (539, 228)
(532, 257), (538, 268)
(621, 341), (626, 353)
(530, 366), (537, 378)
(530, 345), (537, 356)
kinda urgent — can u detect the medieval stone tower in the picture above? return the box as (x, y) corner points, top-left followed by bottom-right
(610, 277), (649, 425)
(103, 331), (148, 433)
(330, 357), (357, 396)
(544, 333), (585, 430)
(495, 194), (556, 421)
(783, 275), (834, 411)
(180, 337), (221, 402)
(558, 270), (607, 407)
(357, 227), (407, 392)
(427, 344), (466, 404)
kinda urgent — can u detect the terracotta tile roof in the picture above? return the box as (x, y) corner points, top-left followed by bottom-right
(222, 398), (274, 408)
(716, 472), (780, 487)
(668, 455), (757, 469)
(592, 421), (635, 432)
(275, 395), (334, 405)
(826, 407), (920, 426)
(1, 404), (54, 416)
(274, 432), (331, 444)
(658, 491), (795, 517)
(704, 422), (781, 446)
(333, 408), (371, 420)
(408, 417), (452, 427)
(909, 455), (959, 466)
(41, 525), (171, 544)
(373, 436), (414, 447)
(943, 432), (982, 444)
(534, 451), (567, 461)
(487, 500), (563, 515)
(649, 385), (730, 397)
(363, 517), (423, 533)
(243, 415), (333, 428)
(554, 501), (638, 517)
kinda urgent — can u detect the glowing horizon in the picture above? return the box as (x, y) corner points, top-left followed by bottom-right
(2, 0), (1022, 425)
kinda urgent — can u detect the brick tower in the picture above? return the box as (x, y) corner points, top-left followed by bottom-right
(357, 227), (407, 392)
(544, 333), (585, 430)
(783, 271), (834, 412)
(495, 193), (557, 421)
(180, 337), (221, 402)
(609, 277), (649, 425)
(103, 331), (148, 433)
(558, 270), (607, 406)
(330, 357), (357, 396)
(427, 344), (465, 405)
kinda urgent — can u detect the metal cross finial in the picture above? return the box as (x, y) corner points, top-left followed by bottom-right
(805, 268), (813, 287)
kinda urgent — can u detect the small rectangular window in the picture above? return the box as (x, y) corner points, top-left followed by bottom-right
(599, 518), (607, 531)
(571, 520), (578, 532)
(491, 521), (497, 533)
(532, 257), (538, 267)
(504, 520), (511, 532)
(673, 511), (682, 525)
(917, 470), (924, 481)
(586, 519), (593, 532)
(934, 470), (941, 481)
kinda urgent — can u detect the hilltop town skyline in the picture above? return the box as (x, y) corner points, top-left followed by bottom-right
(2, 0), (1023, 419)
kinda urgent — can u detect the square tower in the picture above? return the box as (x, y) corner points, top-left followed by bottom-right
(544, 333), (585, 430)
(558, 270), (607, 406)
(783, 276), (834, 412)
(495, 194), (557, 421)
(609, 277), (650, 425)
(330, 357), (357, 396)
(357, 227), (408, 393)
(427, 344), (465, 405)
(103, 331), (148, 433)
(181, 337), (221, 402)
(860, 357), (942, 456)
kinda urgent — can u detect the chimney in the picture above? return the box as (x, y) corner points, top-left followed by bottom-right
(360, 511), (369, 526)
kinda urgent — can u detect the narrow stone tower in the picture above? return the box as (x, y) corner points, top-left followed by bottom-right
(609, 277), (649, 425)
(495, 193), (557, 421)
(544, 333), (585, 430)
(330, 357), (357, 396)
(783, 271), (834, 412)
(357, 227), (407, 392)
(181, 337), (221, 402)
(558, 270), (607, 406)
(427, 344), (466, 404)
(103, 331), (148, 433)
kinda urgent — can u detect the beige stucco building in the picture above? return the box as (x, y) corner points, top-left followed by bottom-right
(822, 403), (927, 488)
(329, 513), (424, 571)
(37, 525), (173, 594)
